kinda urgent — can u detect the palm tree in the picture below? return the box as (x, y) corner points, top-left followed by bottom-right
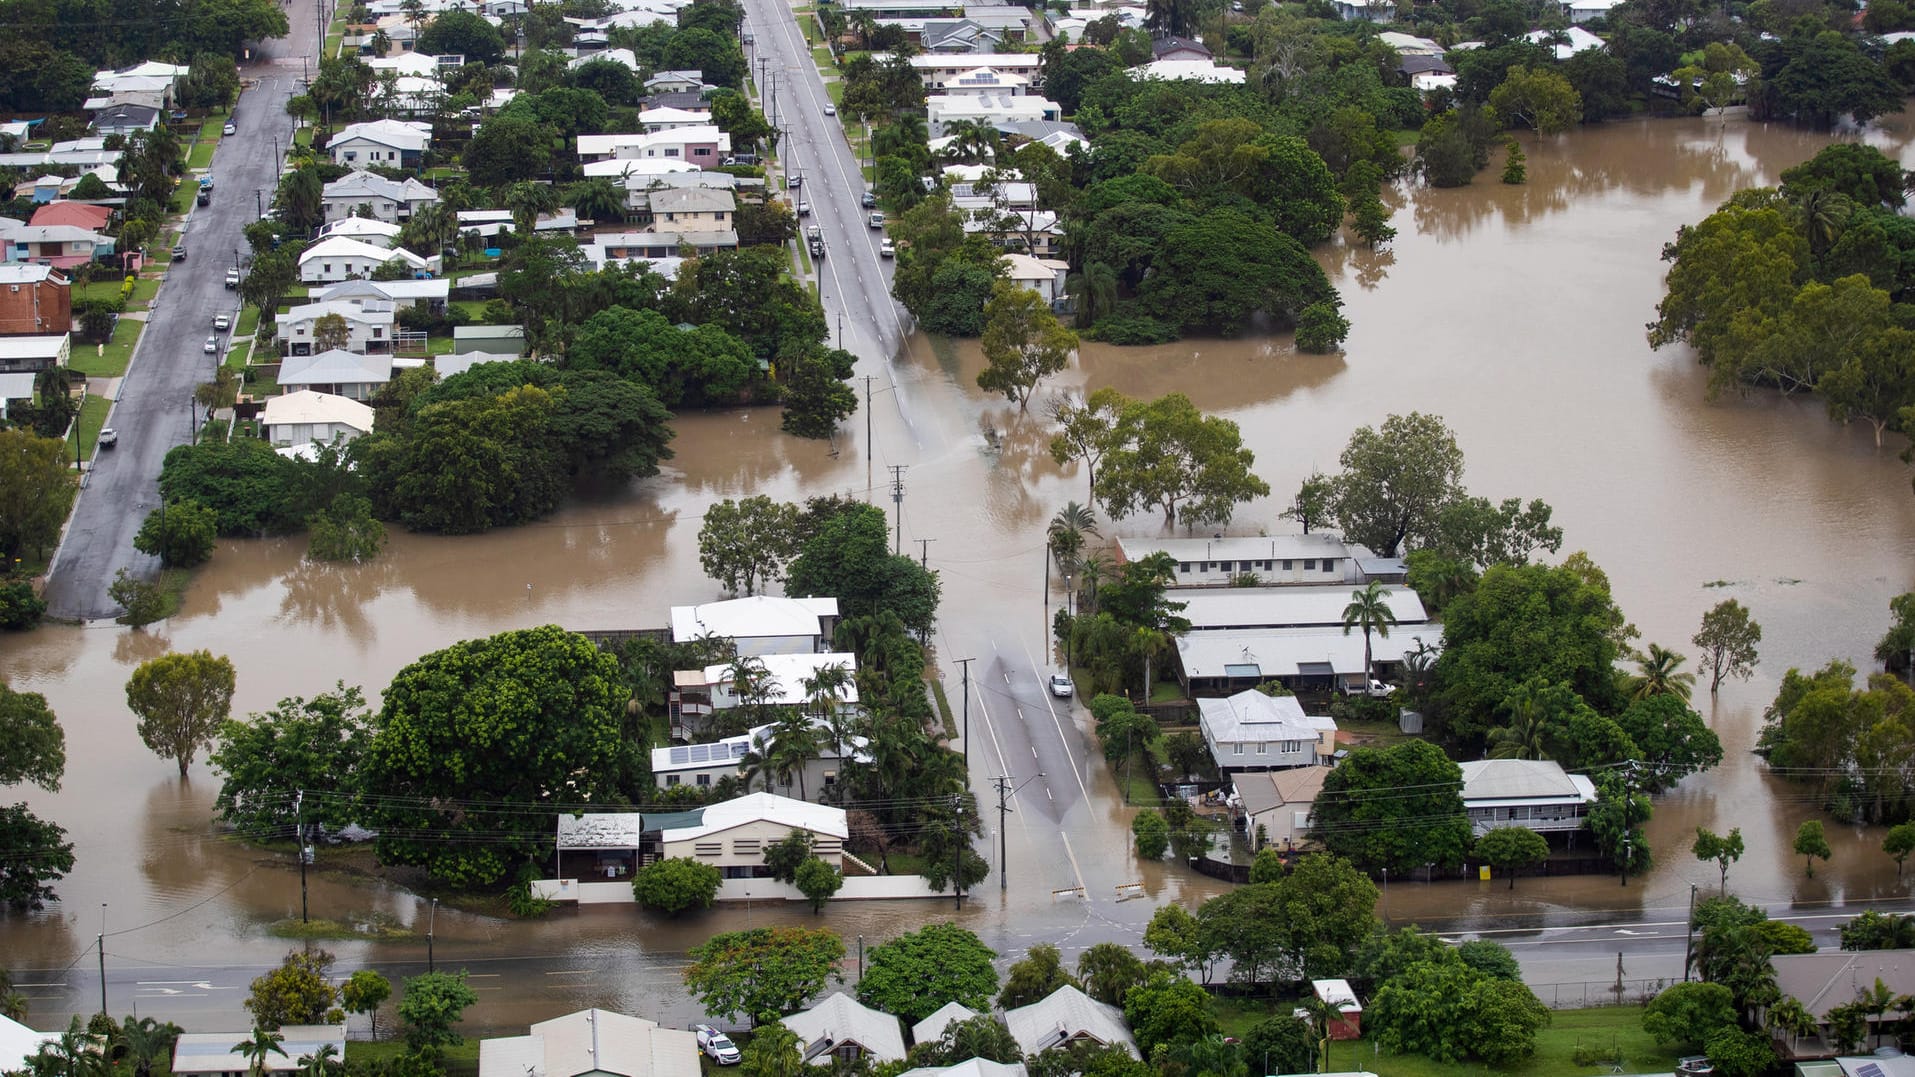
(1793, 187), (1852, 259)
(564, 178), (625, 224)
(1048, 501), (1098, 583)
(1766, 996), (1815, 1053)
(1145, 0), (1197, 35)
(1630, 643), (1696, 702)
(111, 1017), (180, 1077)
(1340, 581), (1397, 685)
(1078, 550), (1112, 613)
(1133, 625), (1172, 700)
(233, 1030), (286, 1077)
(35, 1017), (108, 1077)
(1065, 262), (1119, 329)
(738, 743), (773, 794)
(1168, 1035), (1247, 1077)
(725, 654), (776, 732)
(505, 181), (560, 235)
(1488, 681), (1553, 760)
(802, 662), (855, 765)
(297, 1044), (341, 1077)
(399, 202), (455, 260)
(767, 707), (824, 800)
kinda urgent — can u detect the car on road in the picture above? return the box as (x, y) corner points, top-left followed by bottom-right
(214, 314), (230, 331)
(786, 173), (802, 188)
(861, 191), (877, 208)
(223, 121), (236, 135)
(879, 238), (895, 257)
(171, 245), (185, 261)
(97, 428), (116, 449)
(868, 211), (885, 228)
(692, 1025), (740, 1065)
(224, 267), (240, 289)
(1049, 673), (1074, 698)
(806, 225), (822, 240)
(1675, 1058), (1714, 1077)
(823, 103), (836, 115)
(809, 238), (824, 258)
(797, 200), (810, 216)
(203, 336), (218, 353)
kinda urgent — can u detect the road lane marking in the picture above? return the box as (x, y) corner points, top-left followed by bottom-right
(1020, 639), (1090, 802)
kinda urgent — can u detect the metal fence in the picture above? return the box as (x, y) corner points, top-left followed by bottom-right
(1529, 978), (1675, 1010)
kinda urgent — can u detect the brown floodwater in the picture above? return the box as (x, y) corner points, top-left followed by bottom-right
(6, 112), (1915, 1029)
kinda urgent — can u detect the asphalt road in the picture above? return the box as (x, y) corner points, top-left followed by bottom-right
(42, 23), (315, 620)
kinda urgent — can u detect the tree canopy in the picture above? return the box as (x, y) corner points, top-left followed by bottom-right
(684, 927), (845, 1024)
(856, 924), (1000, 1022)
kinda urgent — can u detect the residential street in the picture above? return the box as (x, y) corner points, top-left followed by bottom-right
(41, 30), (314, 619)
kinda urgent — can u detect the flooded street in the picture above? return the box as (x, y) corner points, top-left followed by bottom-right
(7, 112), (1915, 1029)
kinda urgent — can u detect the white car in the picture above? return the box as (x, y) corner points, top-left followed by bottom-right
(214, 313), (230, 331)
(823, 103), (836, 115)
(797, 200), (810, 216)
(1049, 673), (1074, 698)
(879, 238), (895, 257)
(97, 428), (117, 448)
(1344, 678), (1397, 698)
(223, 121), (236, 135)
(202, 336), (218, 353)
(692, 1025), (740, 1065)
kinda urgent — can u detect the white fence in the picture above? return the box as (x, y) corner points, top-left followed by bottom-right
(533, 875), (948, 904)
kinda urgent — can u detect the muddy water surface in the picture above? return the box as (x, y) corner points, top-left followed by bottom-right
(6, 113), (1915, 1028)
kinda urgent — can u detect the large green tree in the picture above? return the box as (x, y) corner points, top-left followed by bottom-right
(1311, 741), (1472, 874)
(209, 684), (373, 841)
(1694, 599), (1762, 695)
(785, 503), (940, 638)
(1093, 393), (1269, 526)
(1137, 209), (1337, 336)
(684, 927), (845, 1025)
(245, 951), (339, 1030)
(358, 626), (626, 886)
(0, 429), (75, 562)
(126, 651), (237, 777)
(1327, 412), (1465, 558)
(632, 856), (722, 913)
(855, 923), (999, 1022)
(977, 282), (1078, 410)
(397, 972), (478, 1048)
(1367, 960), (1550, 1066)
(697, 496), (800, 595)
(0, 683), (71, 909)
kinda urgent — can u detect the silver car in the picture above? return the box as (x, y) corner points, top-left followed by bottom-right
(692, 1025), (740, 1065)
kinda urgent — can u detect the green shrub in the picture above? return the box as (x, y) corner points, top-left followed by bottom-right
(1093, 314), (1178, 345)
(0, 581), (46, 629)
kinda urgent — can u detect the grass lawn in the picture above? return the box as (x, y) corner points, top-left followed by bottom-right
(126, 275), (160, 309)
(188, 139), (217, 171)
(197, 116), (227, 139)
(171, 182), (197, 214)
(224, 343), (248, 369)
(931, 678), (956, 739)
(347, 1041), (478, 1077)
(76, 393), (109, 460)
(1336, 714), (1415, 748)
(450, 299), (494, 321)
(70, 319), (141, 378)
(1150, 681), (1186, 703)
(235, 304), (261, 338)
(246, 368), (280, 396)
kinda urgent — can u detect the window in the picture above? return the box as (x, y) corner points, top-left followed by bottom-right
(1178, 562), (1192, 573)
(665, 774), (680, 786)
(695, 773), (711, 787)
(372, 327), (384, 337)
(694, 147), (711, 156)
(1282, 560), (1293, 570)
(1304, 559), (1316, 570)
(1255, 742), (1267, 755)
(1281, 740), (1301, 753)
(1233, 743), (1244, 755)
(665, 148), (680, 157)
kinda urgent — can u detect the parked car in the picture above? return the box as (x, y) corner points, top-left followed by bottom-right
(1048, 673), (1074, 698)
(196, 187), (210, 206)
(170, 245), (185, 260)
(97, 428), (116, 449)
(1676, 1058), (1715, 1077)
(213, 314), (230, 331)
(868, 211), (884, 228)
(879, 238), (895, 257)
(693, 1025), (740, 1065)
(806, 225), (822, 240)
(809, 238), (824, 258)
(823, 103), (836, 115)
(202, 336), (218, 353)
(1342, 678), (1398, 698)
(224, 267), (240, 289)
(786, 173), (802, 188)
(223, 121), (236, 135)
(797, 199), (810, 216)
(861, 191), (877, 208)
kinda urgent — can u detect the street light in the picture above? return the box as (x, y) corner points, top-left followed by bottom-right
(1064, 574), (1073, 671)
(426, 898), (438, 972)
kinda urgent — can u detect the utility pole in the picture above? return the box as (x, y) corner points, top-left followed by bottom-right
(862, 375), (873, 463)
(919, 538), (932, 569)
(427, 897), (438, 972)
(1620, 760), (1639, 887)
(295, 789), (309, 924)
(857, 934), (864, 979)
(887, 465), (906, 555)
(956, 657), (974, 768)
(1683, 883), (1698, 982)
(97, 903), (107, 1018)
(950, 797), (964, 911)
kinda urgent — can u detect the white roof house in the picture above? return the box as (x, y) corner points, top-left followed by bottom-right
(278, 349), (396, 399)
(582, 157), (704, 179)
(911, 1002), (980, 1047)
(668, 595), (839, 654)
(678, 652), (860, 710)
(318, 216), (405, 246)
(656, 791), (848, 844)
(638, 106), (713, 130)
(1002, 252), (1069, 304)
(926, 94), (1061, 136)
(321, 170), (440, 223)
(575, 126), (730, 162)
(260, 390), (376, 448)
(782, 992), (907, 1064)
(1524, 25), (1604, 59)
(0, 335), (70, 372)
(0, 1016), (57, 1074)
(1003, 985), (1137, 1057)
(314, 277), (450, 308)
(1376, 30), (1443, 55)
(435, 351), (511, 378)
(478, 1010), (701, 1077)
(174, 1027), (346, 1077)
(1178, 626), (1441, 691)
(1117, 533), (1355, 587)
(1128, 59), (1245, 83)
(1196, 689), (1336, 772)
(1179, 585), (1429, 631)
(329, 118), (433, 165)
(556, 812), (647, 851)
(900, 1063), (1027, 1077)
(297, 235), (430, 283)
(1457, 759), (1599, 837)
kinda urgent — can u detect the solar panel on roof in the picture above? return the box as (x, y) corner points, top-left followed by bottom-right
(1858, 1065), (1886, 1077)
(669, 746), (690, 763)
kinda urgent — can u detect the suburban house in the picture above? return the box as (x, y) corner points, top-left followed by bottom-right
(576, 126), (730, 164)
(313, 277), (449, 312)
(435, 351), (509, 378)
(0, 219), (110, 268)
(1003, 986), (1138, 1057)
(587, 230), (737, 268)
(1129, 58), (1245, 83)
(277, 350), (395, 400)
(478, 1010), (699, 1077)
(1197, 689), (1336, 772)
(0, 265), (70, 336)
(451, 324), (525, 357)
(935, 66), (1029, 97)
(1002, 252), (1070, 306)
(637, 106), (712, 131)
(918, 17), (1005, 52)
(0, 335), (69, 373)
(1523, 25), (1605, 59)
(1399, 54), (1457, 92)
(951, 180), (1039, 213)
(650, 713), (864, 795)
(1, 1015), (56, 1073)
(1771, 951), (1915, 1059)
(454, 208), (580, 239)
(908, 52), (1043, 90)
(670, 651), (860, 715)
(654, 793), (848, 877)
(260, 390), (375, 448)
(962, 208), (1063, 257)
(1150, 34), (1212, 61)
(1172, 584), (1439, 696)
(1116, 534), (1358, 588)
(173, 1027), (346, 1077)
(30, 202), (114, 233)
(647, 187), (735, 231)
(91, 103), (161, 136)
(643, 69), (705, 94)
(624, 171), (738, 216)
(297, 236), (431, 283)
(555, 812), (646, 880)
(642, 89), (712, 113)
(317, 216), (404, 247)
(1234, 764), (1327, 850)
(912, 1002), (979, 1047)
(782, 993), (907, 1064)
(328, 119), (433, 167)
(275, 300), (397, 355)
(320, 171), (440, 223)
(1377, 30), (1444, 55)
(84, 75), (175, 113)
(1457, 759), (1599, 837)
(927, 94), (1062, 136)
(1795, 1056), (1915, 1077)
(1565, 0), (1624, 20)
(900, 1062), (1027, 1077)
(1312, 980), (1363, 1040)
(583, 156), (702, 181)
(671, 595), (842, 653)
